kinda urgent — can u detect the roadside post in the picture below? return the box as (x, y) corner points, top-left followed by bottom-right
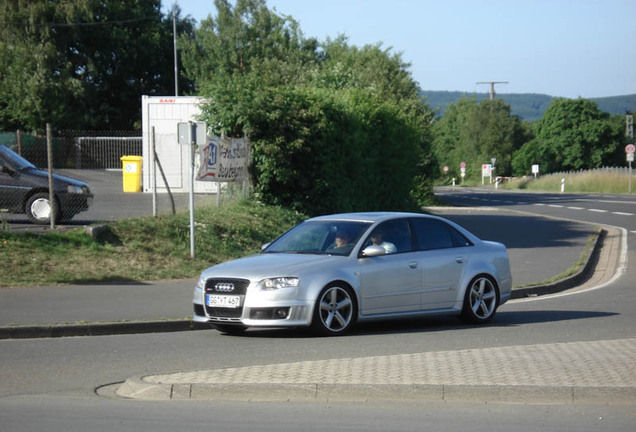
(178, 121), (207, 258)
(626, 144), (635, 193)
(482, 164), (492, 185)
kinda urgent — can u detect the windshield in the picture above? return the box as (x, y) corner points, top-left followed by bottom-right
(0, 144), (36, 170)
(264, 220), (372, 256)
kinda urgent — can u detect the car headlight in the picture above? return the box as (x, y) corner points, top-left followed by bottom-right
(67, 185), (84, 194)
(196, 277), (205, 291)
(258, 277), (299, 291)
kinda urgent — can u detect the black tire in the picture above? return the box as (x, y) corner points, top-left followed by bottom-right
(25, 193), (59, 225)
(214, 324), (247, 334)
(310, 283), (357, 336)
(460, 275), (500, 324)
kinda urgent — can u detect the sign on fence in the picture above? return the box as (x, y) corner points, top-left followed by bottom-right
(196, 136), (250, 183)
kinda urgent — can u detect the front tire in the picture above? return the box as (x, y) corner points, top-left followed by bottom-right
(460, 275), (499, 324)
(310, 283), (357, 336)
(25, 193), (59, 225)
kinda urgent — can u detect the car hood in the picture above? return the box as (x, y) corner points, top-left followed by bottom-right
(23, 167), (90, 189)
(201, 252), (344, 280)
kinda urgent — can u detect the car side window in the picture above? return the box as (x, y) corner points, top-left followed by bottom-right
(364, 219), (412, 254)
(411, 218), (471, 251)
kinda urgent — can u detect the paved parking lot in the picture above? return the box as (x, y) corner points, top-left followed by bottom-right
(1, 169), (197, 229)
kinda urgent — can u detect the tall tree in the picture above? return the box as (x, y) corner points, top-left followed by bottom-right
(0, 0), (195, 132)
(432, 97), (529, 180)
(181, 0), (436, 213)
(530, 98), (624, 172)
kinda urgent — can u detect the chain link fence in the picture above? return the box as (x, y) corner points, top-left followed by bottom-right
(0, 129), (152, 226)
(1, 129), (250, 228)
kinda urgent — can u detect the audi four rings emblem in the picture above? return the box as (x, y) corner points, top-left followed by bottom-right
(215, 282), (235, 292)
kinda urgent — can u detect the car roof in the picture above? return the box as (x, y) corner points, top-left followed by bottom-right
(309, 212), (435, 223)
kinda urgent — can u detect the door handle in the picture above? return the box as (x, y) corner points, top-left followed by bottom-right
(455, 257), (465, 264)
(409, 261), (419, 268)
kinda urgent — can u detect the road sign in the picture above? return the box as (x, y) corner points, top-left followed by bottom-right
(626, 144), (635, 154)
(178, 121), (207, 145)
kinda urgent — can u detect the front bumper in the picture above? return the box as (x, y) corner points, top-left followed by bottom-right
(193, 300), (313, 327)
(193, 278), (314, 328)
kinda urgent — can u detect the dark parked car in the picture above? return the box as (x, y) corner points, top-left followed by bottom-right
(0, 144), (93, 224)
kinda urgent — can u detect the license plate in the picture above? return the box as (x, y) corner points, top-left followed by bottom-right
(206, 294), (241, 308)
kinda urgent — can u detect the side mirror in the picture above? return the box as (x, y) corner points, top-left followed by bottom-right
(361, 245), (387, 257)
(261, 242), (271, 251)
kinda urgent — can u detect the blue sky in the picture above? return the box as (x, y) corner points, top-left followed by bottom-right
(167, 0), (635, 98)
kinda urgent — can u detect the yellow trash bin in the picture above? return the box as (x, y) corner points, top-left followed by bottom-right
(120, 156), (143, 193)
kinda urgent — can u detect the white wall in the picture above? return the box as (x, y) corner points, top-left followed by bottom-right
(141, 95), (217, 193)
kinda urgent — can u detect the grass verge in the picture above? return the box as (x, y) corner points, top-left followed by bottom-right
(0, 198), (305, 288)
(500, 170), (635, 194)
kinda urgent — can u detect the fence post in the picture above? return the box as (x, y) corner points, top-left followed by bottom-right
(16, 129), (22, 155)
(74, 137), (81, 169)
(46, 124), (56, 229)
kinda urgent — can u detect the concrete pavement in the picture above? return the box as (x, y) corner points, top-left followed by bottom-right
(112, 338), (636, 405)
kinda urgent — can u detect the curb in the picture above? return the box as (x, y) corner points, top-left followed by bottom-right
(114, 377), (636, 405)
(0, 319), (209, 340)
(510, 227), (606, 299)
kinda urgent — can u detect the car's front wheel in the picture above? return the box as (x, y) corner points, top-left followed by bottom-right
(310, 283), (357, 336)
(460, 275), (500, 324)
(25, 193), (59, 224)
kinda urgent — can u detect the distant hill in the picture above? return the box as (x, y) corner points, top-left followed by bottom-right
(421, 91), (636, 122)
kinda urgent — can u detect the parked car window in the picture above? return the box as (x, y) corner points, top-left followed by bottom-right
(411, 218), (471, 250)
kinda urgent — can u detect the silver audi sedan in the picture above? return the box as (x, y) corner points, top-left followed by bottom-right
(193, 212), (512, 335)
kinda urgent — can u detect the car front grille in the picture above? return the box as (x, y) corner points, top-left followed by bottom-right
(204, 278), (250, 319)
(204, 278), (249, 295)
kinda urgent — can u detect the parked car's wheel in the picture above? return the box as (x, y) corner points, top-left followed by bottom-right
(311, 283), (357, 335)
(214, 324), (247, 334)
(460, 275), (499, 324)
(25, 193), (59, 224)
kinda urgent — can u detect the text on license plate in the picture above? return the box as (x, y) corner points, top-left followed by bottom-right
(206, 294), (241, 308)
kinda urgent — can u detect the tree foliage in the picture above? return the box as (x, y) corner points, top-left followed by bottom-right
(431, 97), (529, 180)
(181, 0), (435, 215)
(0, 0), (195, 132)
(512, 98), (624, 174)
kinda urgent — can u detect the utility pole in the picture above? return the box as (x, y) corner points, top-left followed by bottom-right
(477, 81), (508, 100)
(173, 12), (178, 96)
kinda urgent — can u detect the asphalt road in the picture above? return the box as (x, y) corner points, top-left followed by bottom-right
(0, 186), (634, 431)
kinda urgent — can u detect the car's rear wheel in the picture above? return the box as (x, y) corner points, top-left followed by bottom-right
(311, 283), (357, 336)
(460, 275), (499, 324)
(25, 193), (59, 225)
